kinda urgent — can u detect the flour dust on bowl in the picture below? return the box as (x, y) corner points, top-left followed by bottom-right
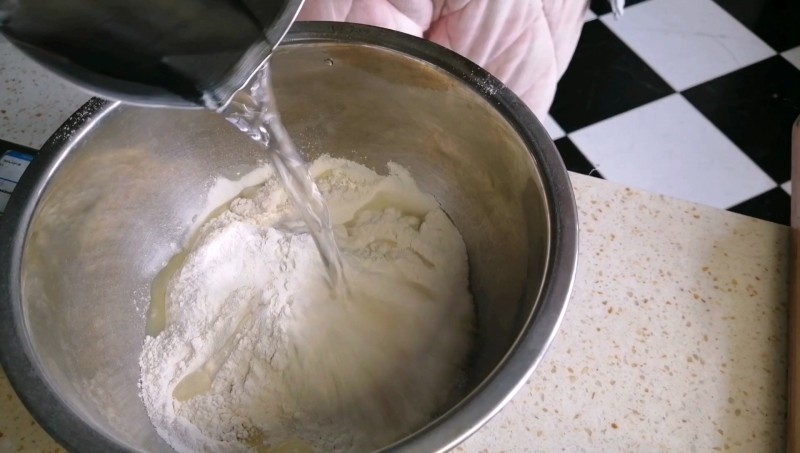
(0, 23), (578, 453)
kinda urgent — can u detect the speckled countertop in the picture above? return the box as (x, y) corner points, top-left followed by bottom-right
(0, 39), (790, 452)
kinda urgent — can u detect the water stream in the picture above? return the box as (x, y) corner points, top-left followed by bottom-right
(145, 63), (345, 337)
(221, 64), (346, 294)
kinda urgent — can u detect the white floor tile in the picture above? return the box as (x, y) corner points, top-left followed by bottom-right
(569, 94), (775, 209)
(782, 46), (800, 71)
(782, 181), (792, 195)
(542, 115), (565, 140)
(602, 0), (775, 91)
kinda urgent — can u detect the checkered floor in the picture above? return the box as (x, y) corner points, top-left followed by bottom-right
(547, 0), (800, 225)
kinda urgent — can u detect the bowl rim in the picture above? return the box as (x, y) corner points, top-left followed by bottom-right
(0, 21), (578, 453)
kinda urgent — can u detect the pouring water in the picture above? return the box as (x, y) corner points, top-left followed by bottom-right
(221, 64), (346, 295)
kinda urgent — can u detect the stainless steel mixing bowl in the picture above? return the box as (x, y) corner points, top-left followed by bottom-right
(0, 22), (578, 452)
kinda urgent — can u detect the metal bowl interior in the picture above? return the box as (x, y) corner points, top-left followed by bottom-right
(0, 23), (577, 452)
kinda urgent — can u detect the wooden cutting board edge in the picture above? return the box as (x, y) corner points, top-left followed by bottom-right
(789, 115), (800, 453)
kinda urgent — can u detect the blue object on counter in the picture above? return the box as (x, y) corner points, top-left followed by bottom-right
(0, 141), (36, 215)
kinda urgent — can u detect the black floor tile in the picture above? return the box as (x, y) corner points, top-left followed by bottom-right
(683, 56), (800, 183)
(714, 0), (800, 52)
(590, 0), (651, 16)
(590, 0), (612, 15)
(728, 187), (790, 225)
(550, 21), (674, 133)
(589, 0), (647, 16)
(554, 137), (604, 178)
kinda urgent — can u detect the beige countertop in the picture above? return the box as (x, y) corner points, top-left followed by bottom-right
(0, 39), (790, 452)
(462, 175), (788, 452)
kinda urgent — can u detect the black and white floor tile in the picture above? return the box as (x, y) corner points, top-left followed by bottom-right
(549, 0), (800, 225)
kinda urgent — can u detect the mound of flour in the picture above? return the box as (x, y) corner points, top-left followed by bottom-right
(139, 156), (475, 452)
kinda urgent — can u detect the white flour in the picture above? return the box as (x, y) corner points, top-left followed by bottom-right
(139, 156), (475, 452)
